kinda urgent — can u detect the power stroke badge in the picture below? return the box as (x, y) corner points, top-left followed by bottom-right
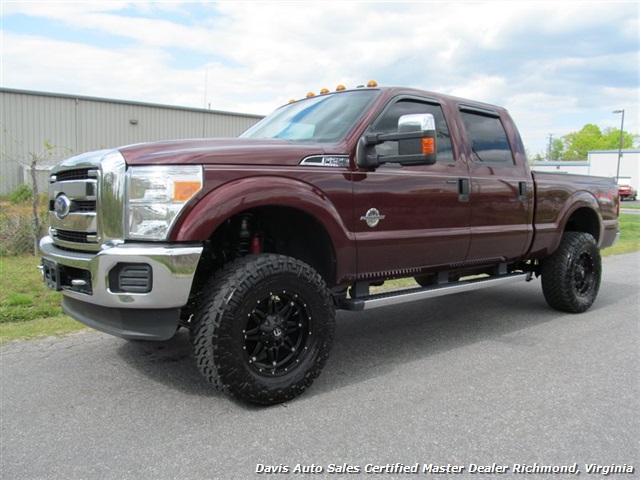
(360, 208), (385, 228)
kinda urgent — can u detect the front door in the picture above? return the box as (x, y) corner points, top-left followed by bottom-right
(352, 97), (471, 279)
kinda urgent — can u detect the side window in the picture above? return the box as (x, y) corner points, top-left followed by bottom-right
(372, 99), (454, 163)
(460, 110), (514, 165)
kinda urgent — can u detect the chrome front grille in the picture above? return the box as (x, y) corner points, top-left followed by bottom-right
(52, 168), (94, 182)
(48, 199), (97, 213)
(71, 200), (97, 212)
(47, 149), (126, 252)
(52, 230), (97, 244)
(49, 167), (99, 251)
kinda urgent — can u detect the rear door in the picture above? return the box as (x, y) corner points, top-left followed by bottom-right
(458, 106), (534, 262)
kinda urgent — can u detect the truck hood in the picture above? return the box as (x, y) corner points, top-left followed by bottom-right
(117, 138), (337, 166)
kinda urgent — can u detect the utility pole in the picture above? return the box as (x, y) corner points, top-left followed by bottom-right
(612, 109), (625, 184)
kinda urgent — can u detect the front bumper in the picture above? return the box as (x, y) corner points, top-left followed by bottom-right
(39, 236), (203, 340)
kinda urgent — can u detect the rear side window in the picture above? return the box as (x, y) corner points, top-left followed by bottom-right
(460, 110), (514, 165)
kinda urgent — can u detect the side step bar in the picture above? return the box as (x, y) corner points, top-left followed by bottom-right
(339, 272), (530, 311)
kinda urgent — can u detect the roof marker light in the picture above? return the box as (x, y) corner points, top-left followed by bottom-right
(367, 80), (378, 87)
(336, 84), (346, 91)
(320, 87), (330, 94)
(306, 92), (315, 98)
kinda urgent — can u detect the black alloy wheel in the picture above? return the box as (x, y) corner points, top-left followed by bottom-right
(191, 254), (335, 405)
(541, 231), (602, 313)
(243, 290), (313, 376)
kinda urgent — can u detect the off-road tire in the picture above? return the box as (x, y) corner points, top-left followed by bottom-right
(190, 254), (335, 405)
(541, 232), (602, 313)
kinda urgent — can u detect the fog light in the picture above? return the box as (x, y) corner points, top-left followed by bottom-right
(109, 263), (152, 293)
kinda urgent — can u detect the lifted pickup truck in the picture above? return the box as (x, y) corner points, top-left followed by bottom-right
(40, 83), (619, 405)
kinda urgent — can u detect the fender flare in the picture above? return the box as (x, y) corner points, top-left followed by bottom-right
(547, 190), (603, 253)
(170, 175), (355, 256)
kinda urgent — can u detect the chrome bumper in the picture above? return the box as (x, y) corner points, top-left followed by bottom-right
(39, 236), (203, 310)
(39, 237), (203, 340)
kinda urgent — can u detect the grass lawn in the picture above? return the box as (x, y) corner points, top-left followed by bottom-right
(604, 213), (639, 256)
(0, 256), (86, 344)
(1, 213), (638, 345)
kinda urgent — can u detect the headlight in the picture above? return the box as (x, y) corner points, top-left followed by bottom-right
(126, 165), (203, 240)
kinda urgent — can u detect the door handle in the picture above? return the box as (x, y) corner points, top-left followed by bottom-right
(518, 181), (527, 202)
(458, 178), (470, 202)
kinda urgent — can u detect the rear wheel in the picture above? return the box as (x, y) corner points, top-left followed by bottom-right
(190, 254), (335, 405)
(541, 232), (601, 313)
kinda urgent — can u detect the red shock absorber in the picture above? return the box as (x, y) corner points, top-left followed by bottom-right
(250, 235), (262, 254)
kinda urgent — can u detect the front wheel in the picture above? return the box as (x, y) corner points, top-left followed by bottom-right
(541, 232), (602, 313)
(190, 254), (335, 405)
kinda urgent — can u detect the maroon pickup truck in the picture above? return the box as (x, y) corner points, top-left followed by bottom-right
(40, 84), (619, 405)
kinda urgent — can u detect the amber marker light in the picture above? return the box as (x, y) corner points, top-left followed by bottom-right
(174, 181), (202, 202)
(336, 84), (346, 91)
(367, 80), (378, 87)
(289, 99), (296, 103)
(422, 137), (435, 155)
(306, 92), (316, 98)
(320, 87), (330, 94)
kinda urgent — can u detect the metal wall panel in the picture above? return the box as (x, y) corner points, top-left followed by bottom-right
(1, 88), (263, 194)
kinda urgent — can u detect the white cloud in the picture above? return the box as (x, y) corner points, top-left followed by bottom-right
(1, 0), (637, 156)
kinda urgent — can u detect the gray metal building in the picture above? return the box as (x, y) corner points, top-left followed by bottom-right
(0, 88), (263, 194)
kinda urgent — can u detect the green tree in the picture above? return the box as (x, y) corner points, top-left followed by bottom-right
(559, 124), (636, 160)
(2, 132), (72, 254)
(549, 138), (564, 161)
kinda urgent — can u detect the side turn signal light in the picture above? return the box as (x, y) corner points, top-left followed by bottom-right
(422, 137), (435, 155)
(174, 181), (203, 202)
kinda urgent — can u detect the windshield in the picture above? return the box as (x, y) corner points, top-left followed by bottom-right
(240, 89), (380, 143)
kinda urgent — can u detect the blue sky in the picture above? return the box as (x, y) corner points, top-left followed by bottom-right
(1, 1), (638, 157)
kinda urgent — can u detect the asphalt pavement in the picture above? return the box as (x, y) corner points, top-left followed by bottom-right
(2, 253), (639, 480)
(620, 199), (639, 215)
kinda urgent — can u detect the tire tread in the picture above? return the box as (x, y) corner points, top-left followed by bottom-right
(190, 254), (335, 405)
(541, 232), (601, 313)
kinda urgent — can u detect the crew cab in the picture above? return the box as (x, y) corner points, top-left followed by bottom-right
(40, 83), (619, 405)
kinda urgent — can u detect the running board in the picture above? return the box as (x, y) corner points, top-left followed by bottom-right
(339, 273), (530, 311)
